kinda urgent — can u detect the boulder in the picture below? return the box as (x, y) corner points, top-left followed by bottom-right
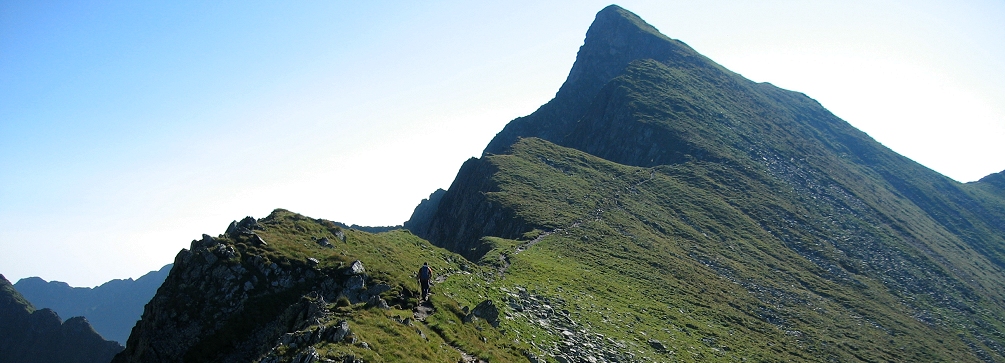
(251, 234), (268, 246)
(344, 275), (365, 291)
(470, 299), (500, 327)
(344, 260), (365, 275)
(325, 321), (351, 343)
(647, 339), (668, 352)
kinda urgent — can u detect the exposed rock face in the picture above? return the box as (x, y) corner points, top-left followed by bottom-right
(14, 264), (171, 344)
(111, 216), (393, 363)
(408, 158), (532, 261)
(0, 274), (123, 363)
(403, 188), (445, 233)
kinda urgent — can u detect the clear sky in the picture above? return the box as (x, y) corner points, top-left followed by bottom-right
(2, 1), (1003, 287)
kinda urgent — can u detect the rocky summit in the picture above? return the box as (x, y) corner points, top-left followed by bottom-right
(112, 5), (1005, 363)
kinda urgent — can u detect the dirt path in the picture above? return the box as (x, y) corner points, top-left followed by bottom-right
(412, 299), (434, 321)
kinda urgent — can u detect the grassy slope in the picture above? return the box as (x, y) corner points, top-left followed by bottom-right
(221, 210), (528, 362)
(464, 137), (1001, 362)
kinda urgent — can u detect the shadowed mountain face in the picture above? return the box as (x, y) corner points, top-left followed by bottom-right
(407, 4), (1005, 362)
(14, 264), (172, 344)
(0, 274), (123, 363)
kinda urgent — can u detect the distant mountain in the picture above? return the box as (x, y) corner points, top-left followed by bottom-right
(0, 274), (123, 363)
(15, 264), (171, 344)
(110, 5), (1005, 363)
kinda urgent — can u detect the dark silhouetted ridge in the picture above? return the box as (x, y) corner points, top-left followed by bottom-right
(0, 274), (123, 363)
(15, 264), (172, 344)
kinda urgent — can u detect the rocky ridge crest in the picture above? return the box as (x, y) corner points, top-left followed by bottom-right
(112, 215), (393, 363)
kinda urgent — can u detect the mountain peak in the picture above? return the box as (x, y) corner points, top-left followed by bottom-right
(482, 5), (706, 155)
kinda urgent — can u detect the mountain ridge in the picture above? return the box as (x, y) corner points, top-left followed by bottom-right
(15, 264), (172, 344)
(407, 4), (1005, 361)
(112, 5), (1005, 362)
(0, 274), (124, 363)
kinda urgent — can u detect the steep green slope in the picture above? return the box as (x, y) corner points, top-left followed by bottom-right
(408, 4), (1005, 363)
(455, 137), (1004, 362)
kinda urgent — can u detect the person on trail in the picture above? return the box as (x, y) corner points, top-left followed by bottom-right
(418, 262), (433, 301)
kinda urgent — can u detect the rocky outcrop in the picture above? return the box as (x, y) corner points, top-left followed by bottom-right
(463, 300), (500, 328)
(112, 216), (394, 363)
(0, 274), (123, 363)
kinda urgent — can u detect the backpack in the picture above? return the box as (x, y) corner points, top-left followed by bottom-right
(419, 265), (431, 280)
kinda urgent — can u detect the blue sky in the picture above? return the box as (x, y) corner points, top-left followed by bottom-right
(2, 1), (1003, 287)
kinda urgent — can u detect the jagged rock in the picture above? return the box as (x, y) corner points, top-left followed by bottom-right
(366, 295), (390, 310)
(327, 320), (351, 343)
(238, 216), (261, 230)
(470, 299), (500, 327)
(334, 230), (346, 242)
(319, 278), (340, 301)
(524, 350), (545, 363)
(316, 237), (333, 248)
(291, 346), (320, 363)
(307, 257), (320, 267)
(213, 244), (237, 260)
(225, 219), (259, 237)
(344, 260), (365, 275)
(648, 339), (668, 352)
(225, 220), (239, 236)
(251, 233), (268, 246)
(203, 251), (218, 265)
(344, 275), (365, 291)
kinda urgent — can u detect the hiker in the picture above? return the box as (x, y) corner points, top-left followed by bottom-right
(417, 262), (433, 300)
